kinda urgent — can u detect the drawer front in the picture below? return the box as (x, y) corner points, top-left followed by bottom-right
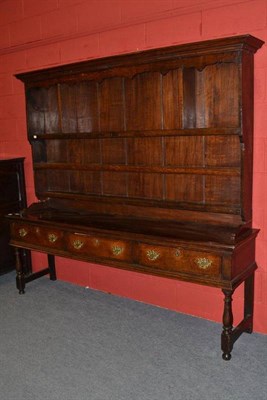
(11, 222), (220, 278)
(11, 223), (38, 244)
(11, 222), (64, 250)
(138, 243), (221, 277)
(36, 226), (64, 248)
(66, 233), (132, 262)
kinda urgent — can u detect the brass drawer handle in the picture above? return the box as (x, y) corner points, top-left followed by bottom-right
(19, 228), (28, 237)
(147, 249), (160, 261)
(175, 249), (181, 257)
(195, 257), (212, 269)
(48, 233), (58, 243)
(73, 239), (84, 250)
(112, 245), (123, 256)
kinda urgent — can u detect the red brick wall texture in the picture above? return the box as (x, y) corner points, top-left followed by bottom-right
(0, 0), (266, 333)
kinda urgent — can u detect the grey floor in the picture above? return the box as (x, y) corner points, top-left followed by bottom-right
(0, 271), (266, 400)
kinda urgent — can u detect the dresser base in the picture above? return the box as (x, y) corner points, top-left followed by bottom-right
(13, 244), (257, 360)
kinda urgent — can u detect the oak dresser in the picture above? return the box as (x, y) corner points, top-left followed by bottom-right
(7, 35), (264, 360)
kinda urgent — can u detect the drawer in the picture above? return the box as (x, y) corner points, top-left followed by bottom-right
(36, 226), (64, 248)
(11, 222), (38, 244)
(138, 243), (221, 277)
(11, 222), (64, 249)
(66, 233), (132, 262)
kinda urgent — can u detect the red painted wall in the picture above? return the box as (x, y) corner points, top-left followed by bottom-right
(0, 0), (266, 333)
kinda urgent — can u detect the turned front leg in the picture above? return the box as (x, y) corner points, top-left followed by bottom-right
(15, 247), (25, 294)
(221, 289), (234, 361)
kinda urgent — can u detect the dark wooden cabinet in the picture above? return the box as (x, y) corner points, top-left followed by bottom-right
(7, 35), (264, 360)
(0, 158), (31, 275)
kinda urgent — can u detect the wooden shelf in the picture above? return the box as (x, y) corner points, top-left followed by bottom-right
(29, 127), (241, 141)
(33, 162), (240, 177)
